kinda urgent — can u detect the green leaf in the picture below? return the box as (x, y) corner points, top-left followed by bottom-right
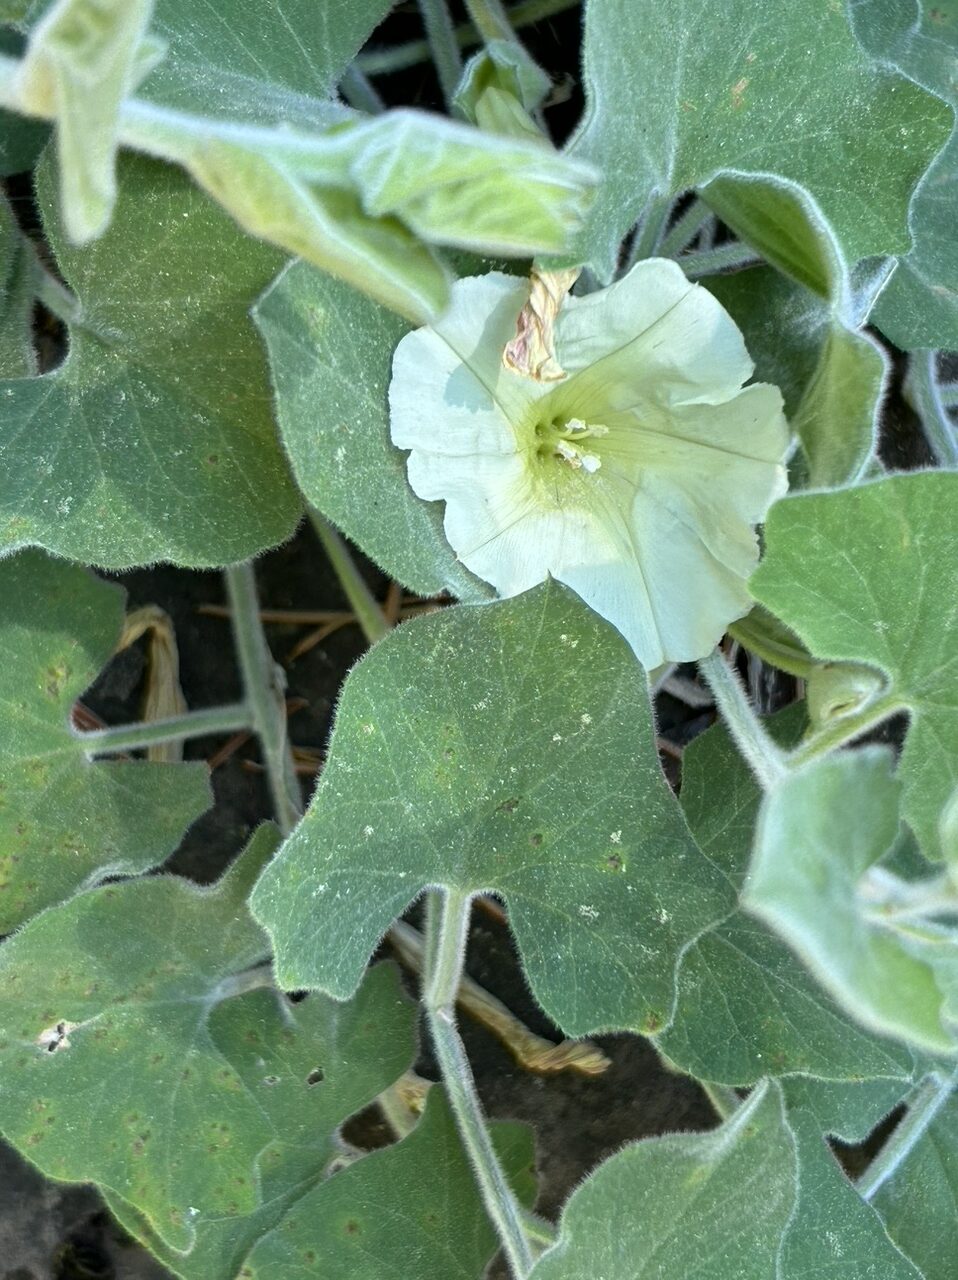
(253, 259), (491, 601)
(252, 581), (734, 1038)
(659, 709), (915, 1085)
(743, 749), (958, 1055)
(14, 0), (157, 241)
(529, 1080), (797, 1279)
(242, 1086), (537, 1280)
(101, 961), (418, 1280)
(751, 472), (958, 860)
(850, 0), (958, 351)
(780, 1077), (923, 1280)
(0, 829), (282, 1253)
(565, 0), (952, 279)
(701, 176), (887, 488)
(0, 190), (35, 376)
(873, 1092), (958, 1280)
(0, 150), (301, 567)
(0, 549), (211, 933)
(146, 0), (395, 123)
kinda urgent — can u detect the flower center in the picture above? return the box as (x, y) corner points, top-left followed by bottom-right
(535, 416), (609, 474)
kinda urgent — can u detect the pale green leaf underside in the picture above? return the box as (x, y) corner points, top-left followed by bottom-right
(0, 830), (278, 1254)
(252, 582), (734, 1037)
(0, 548), (211, 932)
(253, 259), (490, 601)
(660, 708), (915, 1085)
(242, 1087), (537, 1280)
(565, 0), (952, 279)
(101, 961), (418, 1280)
(0, 151), (301, 568)
(530, 1081), (797, 1279)
(874, 1093), (958, 1280)
(751, 472), (958, 861)
(744, 750), (958, 1055)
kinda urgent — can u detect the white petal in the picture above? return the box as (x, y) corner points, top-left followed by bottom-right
(554, 258), (754, 414)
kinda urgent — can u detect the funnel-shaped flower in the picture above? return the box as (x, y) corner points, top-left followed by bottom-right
(389, 259), (789, 669)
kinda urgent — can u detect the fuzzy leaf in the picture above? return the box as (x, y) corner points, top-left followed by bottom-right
(850, 0), (958, 350)
(744, 749), (958, 1055)
(0, 151), (301, 567)
(0, 549), (211, 932)
(252, 582), (734, 1037)
(751, 472), (958, 860)
(566, 0), (952, 279)
(530, 1081), (797, 1279)
(253, 260), (490, 600)
(873, 1091), (958, 1280)
(659, 708), (915, 1085)
(0, 830), (280, 1253)
(101, 962), (418, 1280)
(242, 1087), (537, 1280)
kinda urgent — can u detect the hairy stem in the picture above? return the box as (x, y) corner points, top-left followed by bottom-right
(309, 511), (390, 646)
(680, 241), (760, 279)
(858, 1072), (955, 1201)
(423, 888), (534, 1277)
(338, 63), (385, 114)
(225, 562), (303, 835)
(698, 649), (788, 790)
(77, 702), (252, 756)
(904, 351), (958, 468)
(418, 0), (464, 107)
(786, 694), (906, 771)
(659, 197), (714, 259)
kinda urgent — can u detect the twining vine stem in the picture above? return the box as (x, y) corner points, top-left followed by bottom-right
(418, 0), (464, 108)
(309, 511), (391, 646)
(698, 648), (788, 790)
(77, 702), (252, 756)
(423, 888), (535, 1278)
(857, 1071), (956, 1202)
(225, 561), (303, 836)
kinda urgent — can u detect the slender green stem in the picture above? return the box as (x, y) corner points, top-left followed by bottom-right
(464, 0), (523, 45)
(787, 694), (906, 771)
(623, 193), (672, 271)
(699, 649), (788, 790)
(701, 1081), (742, 1121)
(338, 63), (385, 114)
(858, 1072), (955, 1201)
(904, 351), (958, 468)
(939, 381), (958, 409)
(309, 510), (390, 646)
(77, 703), (252, 756)
(209, 963), (276, 1003)
(360, 0), (580, 75)
(679, 242), (760, 279)
(224, 562), (302, 836)
(423, 888), (534, 1278)
(32, 260), (83, 327)
(659, 197), (714, 259)
(418, 0), (464, 107)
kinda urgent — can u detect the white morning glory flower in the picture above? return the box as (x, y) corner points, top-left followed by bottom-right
(389, 258), (789, 669)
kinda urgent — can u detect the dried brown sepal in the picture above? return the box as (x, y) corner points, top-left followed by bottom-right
(502, 266), (581, 381)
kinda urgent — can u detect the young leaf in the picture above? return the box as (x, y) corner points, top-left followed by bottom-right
(849, 0), (958, 351)
(241, 1086), (537, 1280)
(744, 749), (958, 1055)
(0, 151), (301, 567)
(660, 709), (915, 1086)
(252, 581), (734, 1038)
(101, 961), (418, 1280)
(751, 472), (958, 860)
(0, 828), (281, 1254)
(873, 1093), (958, 1280)
(529, 1081), (798, 1279)
(13, 0), (157, 241)
(565, 0), (952, 279)
(780, 1077), (924, 1280)
(253, 260), (491, 600)
(0, 549), (211, 933)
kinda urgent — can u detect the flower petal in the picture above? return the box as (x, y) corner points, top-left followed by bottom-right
(554, 258), (754, 414)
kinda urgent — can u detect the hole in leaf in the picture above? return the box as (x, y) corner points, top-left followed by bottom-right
(306, 1067), (324, 1086)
